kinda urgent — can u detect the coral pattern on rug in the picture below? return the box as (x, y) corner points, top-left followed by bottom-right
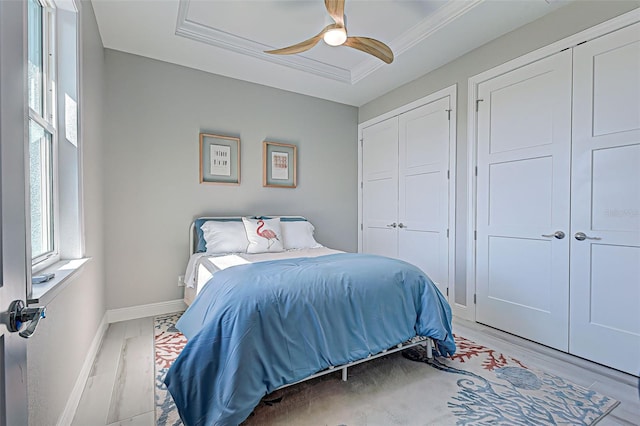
(155, 312), (186, 426)
(403, 336), (619, 425)
(450, 334), (528, 371)
(154, 314), (618, 426)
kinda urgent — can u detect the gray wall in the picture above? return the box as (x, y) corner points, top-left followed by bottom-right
(359, 1), (639, 305)
(103, 51), (358, 310)
(23, 3), (639, 421)
(27, 1), (106, 424)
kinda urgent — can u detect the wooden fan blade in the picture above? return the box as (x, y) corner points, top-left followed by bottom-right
(325, 0), (345, 27)
(264, 25), (331, 55)
(344, 36), (394, 64)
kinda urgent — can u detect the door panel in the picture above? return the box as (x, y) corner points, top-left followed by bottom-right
(489, 71), (555, 153)
(404, 105), (447, 168)
(592, 39), (640, 136)
(570, 22), (640, 375)
(589, 245), (640, 334)
(399, 98), (450, 296)
(364, 179), (397, 226)
(591, 144), (640, 232)
(362, 117), (399, 258)
(476, 50), (572, 351)
(399, 232), (442, 284)
(404, 173), (439, 228)
(364, 228), (397, 258)
(399, 172), (444, 286)
(487, 237), (552, 311)
(0, 0), (29, 424)
(488, 157), (553, 228)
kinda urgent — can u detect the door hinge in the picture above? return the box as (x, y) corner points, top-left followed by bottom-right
(446, 228), (449, 238)
(474, 230), (477, 240)
(446, 109), (452, 120)
(360, 139), (363, 147)
(360, 181), (363, 189)
(474, 294), (477, 304)
(447, 170), (450, 179)
(446, 287), (449, 297)
(476, 99), (484, 112)
(475, 166), (478, 176)
(360, 223), (363, 231)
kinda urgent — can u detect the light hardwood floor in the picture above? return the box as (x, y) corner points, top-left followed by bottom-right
(72, 317), (155, 426)
(72, 315), (639, 425)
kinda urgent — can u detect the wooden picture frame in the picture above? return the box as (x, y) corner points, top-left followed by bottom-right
(263, 141), (297, 188)
(199, 133), (240, 185)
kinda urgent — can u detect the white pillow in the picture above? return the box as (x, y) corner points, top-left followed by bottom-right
(200, 221), (249, 254)
(281, 221), (323, 249)
(242, 217), (284, 253)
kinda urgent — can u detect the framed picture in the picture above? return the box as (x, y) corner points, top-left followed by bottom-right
(199, 133), (240, 185)
(263, 141), (297, 188)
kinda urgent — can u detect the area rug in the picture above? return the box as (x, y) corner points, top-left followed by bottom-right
(154, 312), (619, 425)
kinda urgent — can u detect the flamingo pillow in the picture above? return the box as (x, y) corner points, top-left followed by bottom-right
(242, 217), (284, 253)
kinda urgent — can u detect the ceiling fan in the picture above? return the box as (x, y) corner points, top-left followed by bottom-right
(264, 0), (394, 64)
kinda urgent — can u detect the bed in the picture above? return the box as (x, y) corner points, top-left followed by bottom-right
(166, 216), (455, 425)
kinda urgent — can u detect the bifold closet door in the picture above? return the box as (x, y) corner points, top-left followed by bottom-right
(569, 23), (640, 376)
(476, 50), (572, 351)
(362, 117), (399, 258)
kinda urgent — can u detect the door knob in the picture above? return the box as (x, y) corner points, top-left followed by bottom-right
(541, 231), (565, 239)
(386, 223), (397, 228)
(398, 223), (406, 229)
(7, 300), (46, 338)
(574, 232), (601, 241)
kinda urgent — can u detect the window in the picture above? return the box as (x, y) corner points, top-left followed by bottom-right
(25, 0), (83, 302)
(28, 0), (58, 269)
(29, 119), (54, 259)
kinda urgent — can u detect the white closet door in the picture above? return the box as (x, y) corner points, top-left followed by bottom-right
(398, 97), (451, 297)
(476, 50), (572, 351)
(570, 23), (640, 375)
(362, 117), (399, 258)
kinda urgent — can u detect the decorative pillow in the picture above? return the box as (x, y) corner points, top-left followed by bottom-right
(281, 220), (323, 249)
(242, 217), (284, 253)
(200, 220), (249, 254)
(195, 218), (244, 253)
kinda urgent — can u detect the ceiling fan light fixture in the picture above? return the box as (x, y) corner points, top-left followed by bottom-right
(323, 27), (347, 46)
(264, 0), (393, 64)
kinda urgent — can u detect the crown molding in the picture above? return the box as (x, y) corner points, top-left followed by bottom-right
(351, 0), (485, 83)
(175, 0), (351, 83)
(175, 0), (484, 85)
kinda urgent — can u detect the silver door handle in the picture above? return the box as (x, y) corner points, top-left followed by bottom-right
(541, 231), (565, 239)
(386, 223), (397, 228)
(574, 232), (601, 241)
(7, 300), (46, 338)
(398, 223), (406, 229)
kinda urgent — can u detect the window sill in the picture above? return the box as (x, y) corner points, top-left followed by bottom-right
(28, 257), (91, 305)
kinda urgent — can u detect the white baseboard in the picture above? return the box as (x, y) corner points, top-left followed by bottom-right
(107, 299), (186, 324)
(58, 300), (185, 425)
(57, 312), (109, 426)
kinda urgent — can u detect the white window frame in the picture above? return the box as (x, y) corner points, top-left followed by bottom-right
(29, 0), (60, 273)
(27, 0), (89, 305)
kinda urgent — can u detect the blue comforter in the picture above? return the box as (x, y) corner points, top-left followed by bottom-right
(165, 253), (455, 425)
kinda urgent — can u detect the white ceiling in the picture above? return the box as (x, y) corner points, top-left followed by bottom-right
(91, 0), (569, 106)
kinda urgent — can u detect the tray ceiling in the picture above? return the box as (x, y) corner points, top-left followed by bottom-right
(91, 0), (569, 106)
